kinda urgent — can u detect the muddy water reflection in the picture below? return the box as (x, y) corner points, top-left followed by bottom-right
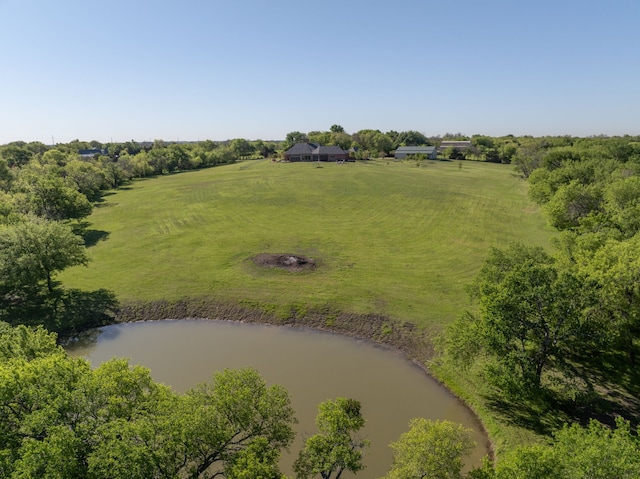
(66, 319), (489, 477)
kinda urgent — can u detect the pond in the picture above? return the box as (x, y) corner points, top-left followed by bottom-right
(66, 319), (489, 477)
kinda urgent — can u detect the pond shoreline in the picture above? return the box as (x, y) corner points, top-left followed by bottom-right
(114, 297), (493, 460)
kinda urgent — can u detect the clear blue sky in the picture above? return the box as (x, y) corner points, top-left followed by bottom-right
(1, 0), (639, 144)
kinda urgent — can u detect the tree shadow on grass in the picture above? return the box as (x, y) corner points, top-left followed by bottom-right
(482, 355), (640, 437)
(1, 288), (119, 338)
(483, 388), (570, 437)
(82, 229), (110, 247)
(71, 220), (110, 247)
(560, 352), (640, 427)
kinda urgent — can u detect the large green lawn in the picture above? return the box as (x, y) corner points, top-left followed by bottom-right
(61, 159), (554, 328)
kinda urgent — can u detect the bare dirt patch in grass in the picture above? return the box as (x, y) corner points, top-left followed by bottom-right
(252, 253), (316, 272)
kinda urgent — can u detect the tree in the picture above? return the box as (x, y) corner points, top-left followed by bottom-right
(181, 367), (296, 478)
(40, 149), (69, 166)
(147, 147), (170, 174)
(384, 419), (475, 479)
(493, 418), (640, 479)
(491, 445), (563, 479)
(64, 159), (108, 200)
(551, 417), (640, 479)
(328, 132), (352, 150)
(0, 216), (88, 293)
(284, 131), (309, 150)
(0, 144), (32, 167)
(0, 325), (297, 479)
(484, 149), (501, 163)
(167, 143), (193, 170)
(15, 173), (92, 221)
(445, 147), (465, 160)
(294, 397), (369, 479)
(230, 138), (255, 160)
(330, 124), (345, 133)
(308, 131), (331, 146)
(396, 130), (429, 147)
(513, 142), (545, 178)
(543, 180), (603, 230)
(0, 158), (12, 192)
(253, 140), (277, 159)
(580, 235), (640, 365)
(603, 176), (640, 237)
(472, 135), (495, 150)
(466, 243), (596, 389)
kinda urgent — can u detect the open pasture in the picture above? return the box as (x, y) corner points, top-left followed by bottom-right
(61, 159), (553, 328)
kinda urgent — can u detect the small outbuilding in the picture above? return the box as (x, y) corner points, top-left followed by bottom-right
(394, 146), (437, 160)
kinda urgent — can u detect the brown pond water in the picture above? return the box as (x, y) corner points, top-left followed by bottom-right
(66, 319), (489, 478)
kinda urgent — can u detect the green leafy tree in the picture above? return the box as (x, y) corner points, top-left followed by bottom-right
(40, 149), (69, 167)
(308, 131), (331, 146)
(384, 418), (475, 479)
(294, 397), (369, 479)
(181, 367), (296, 478)
(544, 180), (602, 230)
(0, 216), (88, 293)
(0, 324), (297, 479)
(0, 158), (12, 191)
(484, 149), (501, 163)
(467, 243), (596, 389)
(603, 176), (640, 237)
(64, 159), (108, 200)
(492, 445), (563, 479)
(513, 142), (545, 178)
(0, 191), (17, 221)
(328, 132), (352, 150)
(330, 124), (345, 133)
(284, 131), (309, 150)
(492, 418), (640, 479)
(147, 147), (170, 174)
(230, 138), (255, 160)
(396, 131), (429, 147)
(167, 143), (193, 170)
(497, 143), (517, 164)
(472, 135), (495, 150)
(0, 144), (33, 167)
(15, 173), (92, 221)
(253, 140), (277, 159)
(580, 235), (640, 365)
(551, 418), (640, 479)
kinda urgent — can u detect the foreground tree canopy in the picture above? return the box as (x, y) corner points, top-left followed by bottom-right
(0, 322), (297, 479)
(484, 418), (640, 479)
(385, 418), (475, 479)
(294, 397), (369, 479)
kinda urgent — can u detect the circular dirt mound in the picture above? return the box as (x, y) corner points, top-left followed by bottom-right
(252, 253), (316, 272)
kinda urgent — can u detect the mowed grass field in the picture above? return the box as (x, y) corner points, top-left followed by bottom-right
(61, 159), (554, 328)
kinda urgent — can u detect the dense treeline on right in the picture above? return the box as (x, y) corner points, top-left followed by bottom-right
(441, 135), (640, 477)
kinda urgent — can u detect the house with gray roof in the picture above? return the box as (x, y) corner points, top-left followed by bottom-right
(284, 143), (349, 162)
(394, 146), (437, 160)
